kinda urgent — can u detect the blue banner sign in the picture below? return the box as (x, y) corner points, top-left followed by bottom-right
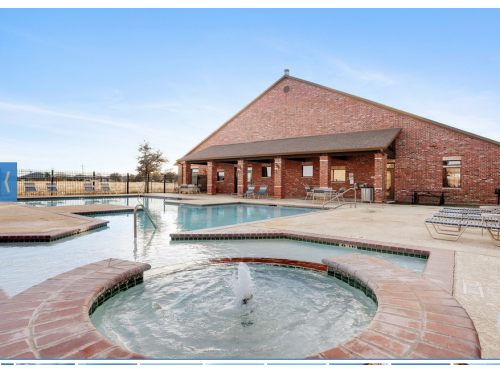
(0, 163), (17, 202)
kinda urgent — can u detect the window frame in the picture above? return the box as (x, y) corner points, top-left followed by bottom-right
(443, 160), (461, 188)
(302, 165), (314, 177)
(262, 166), (272, 178)
(331, 169), (346, 183)
(217, 171), (225, 182)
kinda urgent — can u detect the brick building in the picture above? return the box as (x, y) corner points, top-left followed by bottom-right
(177, 70), (500, 205)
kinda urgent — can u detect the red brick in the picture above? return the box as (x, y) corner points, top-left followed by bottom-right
(377, 298), (421, 309)
(33, 314), (89, 335)
(63, 339), (116, 359)
(424, 304), (469, 317)
(368, 321), (419, 343)
(425, 313), (476, 330)
(0, 309), (35, 321)
(342, 338), (392, 359)
(358, 330), (411, 357)
(374, 313), (421, 330)
(40, 298), (91, 312)
(414, 342), (468, 359)
(0, 301), (43, 313)
(34, 323), (94, 348)
(34, 306), (87, 324)
(0, 318), (30, 333)
(377, 305), (422, 320)
(320, 346), (356, 359)
(0, 329), (29, 344)
(421, 331), (480, 358)
(425, 322), (479, 343)
(38, 330), (102, 358)
(9, 351), (37, 359)
(0, 339), (30, 358)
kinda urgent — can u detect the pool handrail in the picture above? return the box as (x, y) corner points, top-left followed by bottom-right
(322, 187), (357, 209)
(134, 204), (158, 237)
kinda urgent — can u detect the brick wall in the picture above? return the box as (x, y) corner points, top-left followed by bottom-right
(184, 77), (500, 204)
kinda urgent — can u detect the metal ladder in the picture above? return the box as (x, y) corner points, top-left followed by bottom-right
(137, 182), (146, 197)
(322, 187), (357, 209)
(134, 204), (158, 237)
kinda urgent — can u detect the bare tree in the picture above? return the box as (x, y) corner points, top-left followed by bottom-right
(136, 141), (168, 193)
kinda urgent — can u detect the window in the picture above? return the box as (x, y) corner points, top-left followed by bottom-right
(302, 165), (313, 177)
(247, 167), (253, 185)
(262, 166), (271, 177)
(331, 168), (346, 182)
(443, 160), (461, 188)
(217, 171), (225, 182)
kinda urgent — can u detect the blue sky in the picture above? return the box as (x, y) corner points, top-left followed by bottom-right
(1, 9), (500, 173)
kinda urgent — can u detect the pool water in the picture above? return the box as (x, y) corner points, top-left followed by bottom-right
(0, 198), (427, 296)
(91, 263), (377, 359)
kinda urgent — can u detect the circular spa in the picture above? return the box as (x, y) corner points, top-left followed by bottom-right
(90, 261), (377, 359)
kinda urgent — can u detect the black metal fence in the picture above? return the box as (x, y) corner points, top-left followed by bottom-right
(17, 169), (178, 196)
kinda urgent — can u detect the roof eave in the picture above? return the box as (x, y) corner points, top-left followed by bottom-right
(178, 146), (394, 163)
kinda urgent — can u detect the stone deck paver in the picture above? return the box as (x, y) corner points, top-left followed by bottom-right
(0, 259), (150, 359)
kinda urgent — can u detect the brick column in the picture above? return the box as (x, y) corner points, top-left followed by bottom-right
(319, 155), (332, 188)
(374, 152), (387, 203)
(273, 157), (286, 199)
(237, 160), (248, 195)
(181, 163), (192, 185)
(207, 161), (217, 195)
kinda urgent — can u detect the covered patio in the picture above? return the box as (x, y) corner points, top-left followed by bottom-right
(178, 128), (400, 204)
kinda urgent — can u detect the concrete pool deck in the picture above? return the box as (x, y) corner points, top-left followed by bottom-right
(0, 202), (141, 242)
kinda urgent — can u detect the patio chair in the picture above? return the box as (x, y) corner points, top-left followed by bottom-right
(311, 188), (326, 204)
(303, 185), (314, 200)
(100, 183), (117, 194)
(251, 185), (268, 199)
(23, 182), (39, 196)
(187, 184), (199, 194)
(83, 182), (95, 194)
(178, 185), (189, 194)
(424, 216), (500, 245)
(46, 183), (64, 195)
(439, 206), (500, 214)
(241, 185), (256, 198)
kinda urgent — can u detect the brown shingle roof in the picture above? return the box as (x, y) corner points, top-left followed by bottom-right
(179, 128), (401, 162)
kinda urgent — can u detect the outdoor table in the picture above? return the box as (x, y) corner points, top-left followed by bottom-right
(411, 190), (450, 206)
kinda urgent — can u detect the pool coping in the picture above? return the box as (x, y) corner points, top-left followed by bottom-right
(0, 259), (151, 359)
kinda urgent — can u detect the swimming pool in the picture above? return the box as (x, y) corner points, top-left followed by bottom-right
(0, 198), (426, 296)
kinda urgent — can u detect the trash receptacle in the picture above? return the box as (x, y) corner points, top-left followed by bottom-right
(361, 187), (374, 203)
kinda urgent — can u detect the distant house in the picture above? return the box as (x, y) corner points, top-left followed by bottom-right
(177, 70), (500, 205)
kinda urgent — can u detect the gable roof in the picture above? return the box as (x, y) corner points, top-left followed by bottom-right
(179, 128), (401, 162)
(179, 74), (500, 162)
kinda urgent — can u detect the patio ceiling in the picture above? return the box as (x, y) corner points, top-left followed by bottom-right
(179, 128), (401, 163)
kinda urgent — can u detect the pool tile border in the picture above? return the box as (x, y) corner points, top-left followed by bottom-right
(169, 229), (454, 295)
(0, 259), (151, 360)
